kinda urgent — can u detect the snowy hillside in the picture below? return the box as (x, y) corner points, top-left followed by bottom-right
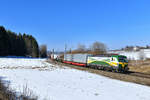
(0, 58), (150, 100)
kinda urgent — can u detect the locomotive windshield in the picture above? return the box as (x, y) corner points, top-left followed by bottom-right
(118, 57), (128, 63)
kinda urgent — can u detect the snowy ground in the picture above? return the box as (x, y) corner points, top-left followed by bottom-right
(0, 58), (50, 69)
(0, 58), (150, 100)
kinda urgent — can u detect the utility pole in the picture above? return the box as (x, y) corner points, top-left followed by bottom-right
(64, 44), (67, 60)
(65, 44), (67, 54)
(52, 49), (54, 60)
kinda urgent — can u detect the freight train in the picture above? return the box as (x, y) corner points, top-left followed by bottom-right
(52, 54), (129, 72)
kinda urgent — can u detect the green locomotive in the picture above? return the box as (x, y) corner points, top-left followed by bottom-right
(87, 55), (128, 72)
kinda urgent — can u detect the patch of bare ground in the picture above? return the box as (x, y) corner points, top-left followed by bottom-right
(0, 79), (38, 100)
(48, 60), (150, 87)
(129, 60), (150, 74)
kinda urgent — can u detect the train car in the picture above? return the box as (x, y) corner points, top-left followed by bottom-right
(63, 54), (129, 72)
(64, 54), (91, 66)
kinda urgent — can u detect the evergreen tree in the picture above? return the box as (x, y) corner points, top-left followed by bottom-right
(31, 36), (39, 57)
(0, 26), (40, 57)
(0, 26), (9, 56)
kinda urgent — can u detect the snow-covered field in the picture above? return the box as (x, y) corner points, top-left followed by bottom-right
(0, 58), (49, 69)
(0, 58), (150, 100)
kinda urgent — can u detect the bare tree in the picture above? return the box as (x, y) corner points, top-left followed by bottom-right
(90, 41), (107, 54)
(70, 44), (86, 54)
(40, 45), (47, 58)
(77, 43), (86, 52)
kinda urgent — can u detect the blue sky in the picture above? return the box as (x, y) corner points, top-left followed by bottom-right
(1, 0), (150, 51)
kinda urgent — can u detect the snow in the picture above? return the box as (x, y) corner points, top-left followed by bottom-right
(108, 49), (150, 60)
(0, 58), (150, 100)
(0, 58), (50, 69)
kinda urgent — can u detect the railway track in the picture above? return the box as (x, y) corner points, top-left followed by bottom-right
(48, 60), (150, 86)
(127, 71), (150, 79)
(49, 60), (150, 79)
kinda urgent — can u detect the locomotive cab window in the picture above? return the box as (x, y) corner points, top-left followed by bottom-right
(119, 57), (128, 63)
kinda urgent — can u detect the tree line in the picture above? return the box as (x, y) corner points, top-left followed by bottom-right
(67, 41), (107, 55)
(0, 26), (47, 57)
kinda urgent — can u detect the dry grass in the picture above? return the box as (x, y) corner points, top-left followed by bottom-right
(129, 60), (150, 74)
(0, 79), (38, 100)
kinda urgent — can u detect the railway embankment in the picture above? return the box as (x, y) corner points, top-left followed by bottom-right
(48, 60), (150, 87)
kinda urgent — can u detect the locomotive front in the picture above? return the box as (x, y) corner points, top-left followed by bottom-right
(114, 55), (129, 72)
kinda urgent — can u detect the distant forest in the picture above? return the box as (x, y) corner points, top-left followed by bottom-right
(0, 26), (40, 57)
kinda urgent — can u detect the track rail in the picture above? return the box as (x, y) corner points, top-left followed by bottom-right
(49, 60), (150, 80)
(48, 60), (150, 86)
(127, 71), (150, 79)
